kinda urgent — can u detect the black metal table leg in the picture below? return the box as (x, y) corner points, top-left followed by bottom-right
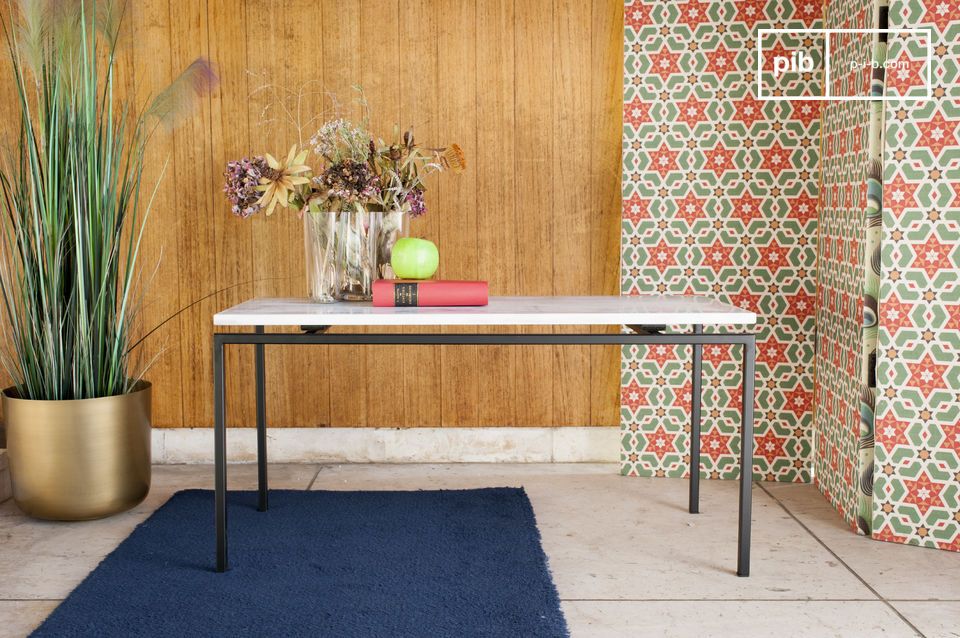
(210, 328), (756, 575)
(214, 336), (228, 573)
(737, 336), (756, 577)
(689, 325), (703, 514)
(255, 326), (268, 512)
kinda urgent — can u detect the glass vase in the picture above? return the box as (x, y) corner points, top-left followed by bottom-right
(303, 211), (339, 303)
(376, 209), (409, 280)
(338, 209), (381, 301)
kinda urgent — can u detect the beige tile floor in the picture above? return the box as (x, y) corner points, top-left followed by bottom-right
(1, 463), (958, 638)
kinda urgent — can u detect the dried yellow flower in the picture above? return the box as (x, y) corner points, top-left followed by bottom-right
(256, 145), (311, 216)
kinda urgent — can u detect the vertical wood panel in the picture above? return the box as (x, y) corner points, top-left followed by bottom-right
(295, 0), (333, 426)
(209, 0), (255, 429)
(276, 0), (330, 426)
(514, 0), (555, 425)
(169, 0), (217, 426)
(244, 1), (330, 426)
(127, 0), (183, 428)
(0, 0), (624, 428)
(552, 0), (592, 425)
(361, 0), (405, 427)
(476, 0), (518, 425)
(321, 0), (368, 427)
(438, 0), (479, 426)
(399, 0), (443, 427)
(169, 0), (216, 427)
(589, 0), (624, 426)
(242, 0), (278, 428)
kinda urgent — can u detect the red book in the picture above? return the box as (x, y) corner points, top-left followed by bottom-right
(372, 280), (489, 307)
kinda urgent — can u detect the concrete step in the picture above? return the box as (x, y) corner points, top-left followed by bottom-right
(0, 450), (10, 503)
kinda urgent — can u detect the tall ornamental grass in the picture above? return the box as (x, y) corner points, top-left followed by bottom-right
(0, 0), (215, 400)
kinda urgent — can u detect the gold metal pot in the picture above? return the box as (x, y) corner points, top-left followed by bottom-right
(3, 381), (151, 520)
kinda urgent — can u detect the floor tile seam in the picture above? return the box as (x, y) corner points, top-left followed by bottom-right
(755, 483), (927, 638)
(559, 598), (892, 602)
(305, 465), (324, 491)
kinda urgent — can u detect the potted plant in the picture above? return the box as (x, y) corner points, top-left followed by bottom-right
(0, 1), (215, 520)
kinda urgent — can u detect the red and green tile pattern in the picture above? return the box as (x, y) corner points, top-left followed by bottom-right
(811, 0), (880, 533)
(872, 0), (960, 551)
(620, 0), (821, 482)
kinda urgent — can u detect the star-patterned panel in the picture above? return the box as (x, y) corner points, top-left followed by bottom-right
(621, 0), (821, 482)
(811, 0), (879, 533)
(872, 0), (960, 552)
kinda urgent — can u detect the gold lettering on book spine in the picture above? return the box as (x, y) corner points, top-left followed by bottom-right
(394, 283), (418, 307)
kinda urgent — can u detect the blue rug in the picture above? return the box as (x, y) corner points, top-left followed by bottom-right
(33, 488), (568, 637)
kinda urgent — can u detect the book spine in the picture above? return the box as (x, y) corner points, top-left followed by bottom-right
(393, 282), (418, 306)
(372, 281), (488, 307)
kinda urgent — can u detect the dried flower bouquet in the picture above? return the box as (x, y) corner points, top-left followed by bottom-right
(224, 93), (464, 299)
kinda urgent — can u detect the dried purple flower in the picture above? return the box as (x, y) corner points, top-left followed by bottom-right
(308, 119), (370, 164)
(404, 187), (427, 218)
(316, 160), (381, 205)
(223, 156), (269, 218)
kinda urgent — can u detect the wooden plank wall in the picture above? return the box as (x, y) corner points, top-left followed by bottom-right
(0, 0), (623, 428)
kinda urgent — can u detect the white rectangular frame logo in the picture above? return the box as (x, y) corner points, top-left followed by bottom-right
(756, 28), (933, 101)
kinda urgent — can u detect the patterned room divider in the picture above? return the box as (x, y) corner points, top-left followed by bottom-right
(620, 0), (821, 483)
(620, 0), (959, 553)
(872, 0), (959, 552)
(813, 0), (881, 534)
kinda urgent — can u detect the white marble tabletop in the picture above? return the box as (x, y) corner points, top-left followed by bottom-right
(213, 296), (756, 327)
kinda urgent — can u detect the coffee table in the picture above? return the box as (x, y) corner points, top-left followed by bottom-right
(211, 295), (757, 575)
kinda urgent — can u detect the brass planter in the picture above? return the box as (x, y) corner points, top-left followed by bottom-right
(3, 381), (151, 520)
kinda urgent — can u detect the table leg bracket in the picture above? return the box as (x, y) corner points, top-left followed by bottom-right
(301, 325), (332, 334)
(627, 324), (666, 335)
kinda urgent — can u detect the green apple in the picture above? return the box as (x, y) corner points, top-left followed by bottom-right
(390, 237), (439, 280)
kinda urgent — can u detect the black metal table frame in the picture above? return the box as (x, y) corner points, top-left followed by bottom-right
(213, 325), (756, 576)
